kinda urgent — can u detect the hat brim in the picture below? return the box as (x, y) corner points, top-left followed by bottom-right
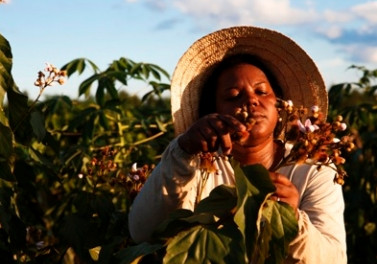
(171, 26), (327, 136)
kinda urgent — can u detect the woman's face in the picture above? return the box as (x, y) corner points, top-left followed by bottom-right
(215, 63), (278, 146)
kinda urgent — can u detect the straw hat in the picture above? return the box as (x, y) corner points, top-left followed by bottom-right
(171, 26), (327, 136)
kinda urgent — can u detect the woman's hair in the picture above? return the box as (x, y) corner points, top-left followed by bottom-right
(198, 54), (283, 117)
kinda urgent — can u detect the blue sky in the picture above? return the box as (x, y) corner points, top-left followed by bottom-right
(1, 0), (377, 99)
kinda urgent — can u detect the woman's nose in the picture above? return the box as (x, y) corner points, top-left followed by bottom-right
(246, 91), (259, 106)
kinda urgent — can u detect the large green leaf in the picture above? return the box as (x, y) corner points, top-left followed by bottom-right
(163, 224), (246, 264)
(233, 163), (298, 263)
(7, 89), (33, 144)
(260, 200), (298, 264)
(194, 184), (237, 219)
(154, 209), (222, 243)
(233, 163), (275, 256)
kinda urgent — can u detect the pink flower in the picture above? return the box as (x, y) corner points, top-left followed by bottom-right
(297, 119), (319, 133)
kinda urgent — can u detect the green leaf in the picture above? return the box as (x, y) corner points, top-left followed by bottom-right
(233, 162), (298, 263)
(96, 85), (105, 107)
(149, 63), (170, 80)
(264, 201), (298, 263)
(61, 58), (99, 76)
(0, 33), (14, 117)
(0, 122), (13, 159)
(195, 184), (237, 219)
(0, 161), (14, 181)
(252, 200), (298, 264)
(164, 224), (246, 264)
(233, 163), (275, 256)
(30, 111), (46, 141)
(153, 209), (195, 239)
(7, 89), (33, 144)
(78, 74), (99, 96)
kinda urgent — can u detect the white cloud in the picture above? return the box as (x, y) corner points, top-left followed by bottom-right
(323, 9), (354, 23)
(172, 0), (318, 26)
(342, 44), (377, 64)
(323, 57), (348, 68)
(345, 45), (377, 63)
(351, 1), (377, 24)
(318, 25), (343, 39)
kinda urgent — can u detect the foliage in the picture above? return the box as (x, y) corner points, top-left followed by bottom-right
(0, 32), (172, 263)
(328, 65), (377, 264)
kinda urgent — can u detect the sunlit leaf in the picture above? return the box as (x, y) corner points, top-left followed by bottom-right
(89, 246), (101, 261)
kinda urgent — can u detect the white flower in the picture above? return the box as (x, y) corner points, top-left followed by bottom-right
(45, 63), (54, 72)
(131, 163), (137, 172)
(311, 105), (319, 113)
(333, 138), (341, 143)
(340, 123), (347, 131)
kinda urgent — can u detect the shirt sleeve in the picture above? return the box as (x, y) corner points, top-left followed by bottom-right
(128, 137), (200, 243)
(282, 164), (347, 263)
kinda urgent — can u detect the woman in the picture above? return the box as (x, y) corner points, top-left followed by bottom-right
(128, 26), (347, 263)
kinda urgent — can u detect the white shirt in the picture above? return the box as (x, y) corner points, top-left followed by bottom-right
(129, 138), (347, 263)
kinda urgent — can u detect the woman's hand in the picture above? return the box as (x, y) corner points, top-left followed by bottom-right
(178, 113), (247, 155)
(269, 172), (300, 219)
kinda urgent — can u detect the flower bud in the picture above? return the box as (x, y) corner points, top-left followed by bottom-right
(58, 78), (66, 85)
(336, 115), (343, 122)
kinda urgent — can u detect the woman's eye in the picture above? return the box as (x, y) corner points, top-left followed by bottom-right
(255, 86), (269, 95)
(256, 90), (267, 95)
